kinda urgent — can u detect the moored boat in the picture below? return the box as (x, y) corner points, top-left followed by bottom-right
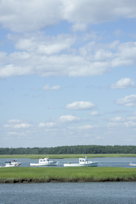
(5, 160), (21, 167)
(129, 162), (136, 167)
(63, 157), (98, 167)
(30, 158), (58, 167)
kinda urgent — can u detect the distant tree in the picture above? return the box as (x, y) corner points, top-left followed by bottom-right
(0, 145), (136, 154)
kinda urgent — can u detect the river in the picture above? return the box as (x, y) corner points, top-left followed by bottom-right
(0, 182), (136, 204)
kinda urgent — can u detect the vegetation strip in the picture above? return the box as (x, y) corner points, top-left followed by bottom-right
(0, 154), (136, 159)
(0, 167), (136, 183)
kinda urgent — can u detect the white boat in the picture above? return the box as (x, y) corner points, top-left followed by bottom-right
(5, 160), (21, 167)
(63, 157), (98, 167)
(30, 158), (58, 167)
(129, 162), (136, 167)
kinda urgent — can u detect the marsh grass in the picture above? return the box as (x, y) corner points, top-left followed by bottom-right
(0, 154), (136, 159)
(0, 167), (136, 183)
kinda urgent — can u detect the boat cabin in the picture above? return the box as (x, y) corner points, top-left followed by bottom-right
(79, 158), (88, 163)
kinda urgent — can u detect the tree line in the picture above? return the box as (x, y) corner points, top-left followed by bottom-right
(0, 145), (136, 154)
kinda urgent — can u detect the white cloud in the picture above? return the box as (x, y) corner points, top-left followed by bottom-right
(38, 122), (56, 128)
(7, 131), (19, 136)
(43, 84), (60, 91)
(1, 35), (136, 78)
(108, 116), (124, 128)
(79, 124), (94, 130)
(0, 0), (62, 32)
(111, 116), (125, 122)
(62, 0), (136, 29)
(4, 120), (32, 129)
(59, 115), (80, 122)
(66, 101), (95, 110)
(108, 115), (136, 128)
(117, 95), (136, 106)
(0, 64), (32, 78)
(0, 0), (136, 32)
(124, 121), (136, 127)
(112, 78), (135, 88)
(72, 23), (87, 31)
(13, 123), (31, 128)
(89, 111), (99, 116)
(15, 34), (74, 55)
(8, 119), (21, 123)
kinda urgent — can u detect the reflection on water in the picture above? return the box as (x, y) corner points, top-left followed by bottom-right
(0, 182), (136, 204)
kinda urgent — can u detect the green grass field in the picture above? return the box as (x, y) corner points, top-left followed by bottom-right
(0, 154), (136, 159)
(0, 167), (136, 183)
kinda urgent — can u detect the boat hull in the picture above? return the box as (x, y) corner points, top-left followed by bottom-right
(129, 163), (136, 167)
(30, 162), (57, 167)
(5, 161), (21, 167)
(5, 164), (18, 167)
(64, 162), (97, 167)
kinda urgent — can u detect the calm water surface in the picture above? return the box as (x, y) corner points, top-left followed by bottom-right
(0, 182), (136, 204)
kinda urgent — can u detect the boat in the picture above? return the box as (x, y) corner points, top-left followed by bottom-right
(30, 158), (58, 167)
(129, 162), (136, 167)
(63, 157), (98, 167)
(4, 160), (21, 167)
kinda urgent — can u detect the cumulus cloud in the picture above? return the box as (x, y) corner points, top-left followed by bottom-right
(78, 124), (94, 130)
(15, 34), (74, 54)
(66, 101), (95, 110)
(117, 95), (136, 106)
(4, 120), (32, 129)
(59, 115), (80, 122)
(0, 0), (62, 32)
(108, 115), (136, 128)
(112, 78), (135, 88)
(62, 0), (136, 29)
(111, 116), (125, 122)
(38, 122), (56, 128)
(0, 36), (136, 77)
(43, 84), (60, 91)
(0, 64), (32, 78)
(1, 0), (136, 32)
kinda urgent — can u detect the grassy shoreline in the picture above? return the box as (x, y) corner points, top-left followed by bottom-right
(0, 167), (136, 183)
(0, 154), (136, 159)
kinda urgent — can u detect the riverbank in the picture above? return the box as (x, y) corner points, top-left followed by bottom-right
(0, 154), (136, 159)
(0, 167), (136, 183)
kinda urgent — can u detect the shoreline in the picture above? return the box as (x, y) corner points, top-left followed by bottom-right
(0, 153), (136, 159)
(1, 178), (136, 184)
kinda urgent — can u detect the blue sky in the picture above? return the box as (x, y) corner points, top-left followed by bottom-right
(0, 0), (136, 147)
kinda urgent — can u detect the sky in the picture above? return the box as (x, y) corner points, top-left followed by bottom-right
(0, 0), (136, 147)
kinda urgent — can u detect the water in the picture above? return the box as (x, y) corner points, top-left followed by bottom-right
(0, 157), (136, 167)
(0, 182), (136, 204)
